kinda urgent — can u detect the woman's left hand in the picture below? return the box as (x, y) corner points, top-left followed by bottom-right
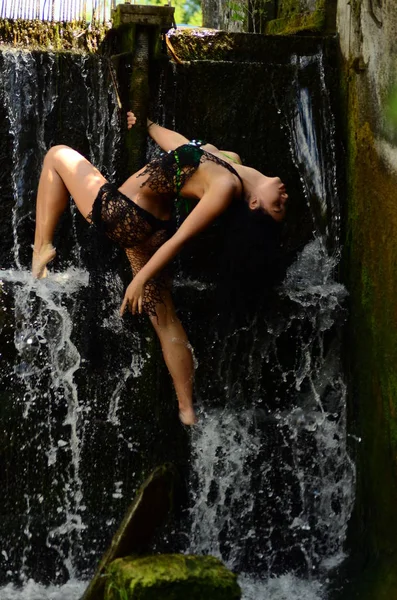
(120, 274), (146, 316)
(127, 111), (136, 130)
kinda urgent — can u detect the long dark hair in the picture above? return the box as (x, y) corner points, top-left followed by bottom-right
(216, 198), (285, 317)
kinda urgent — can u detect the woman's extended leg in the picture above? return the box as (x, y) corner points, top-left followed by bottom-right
(150, 293), (197, 426)
(33, 144), (108, 278)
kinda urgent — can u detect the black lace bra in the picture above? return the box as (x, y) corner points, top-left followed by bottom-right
(137, 141), (243, 211)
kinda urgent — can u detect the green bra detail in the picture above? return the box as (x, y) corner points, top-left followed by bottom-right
(219, 151), (239, 164)
(157, 140), (242, 214)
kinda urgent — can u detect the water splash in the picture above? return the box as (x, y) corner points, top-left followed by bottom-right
(188, 52), (354, 599)
(239, 573), (326, 600)
(0, 579), (86, 600)
(0, 49), (124, 583)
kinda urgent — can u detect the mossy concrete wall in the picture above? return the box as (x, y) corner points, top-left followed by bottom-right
(338, 0), (397, 596)
(265, 0), (336, 35)
(0, 18), (109, 50)
(201, 0), (335, 35)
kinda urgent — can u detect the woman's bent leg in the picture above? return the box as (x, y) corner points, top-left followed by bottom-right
(33, 144), (108, 278)
(150, 293), (197, 425)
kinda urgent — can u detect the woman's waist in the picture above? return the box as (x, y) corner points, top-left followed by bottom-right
(117, 184), (173, 222)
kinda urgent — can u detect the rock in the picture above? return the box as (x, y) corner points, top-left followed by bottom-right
(105, 554), (241, 600)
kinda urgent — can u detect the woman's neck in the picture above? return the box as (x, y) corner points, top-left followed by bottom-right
(232, 163), (265, 199)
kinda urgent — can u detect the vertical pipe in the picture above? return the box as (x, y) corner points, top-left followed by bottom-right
(128, 27), (150, 175)
(51, 0), (55, 21)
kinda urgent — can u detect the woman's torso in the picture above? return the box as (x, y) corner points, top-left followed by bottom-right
(118, 143), (243, 221)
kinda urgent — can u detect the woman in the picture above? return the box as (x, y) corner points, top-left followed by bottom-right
(32, 112), (288, 425)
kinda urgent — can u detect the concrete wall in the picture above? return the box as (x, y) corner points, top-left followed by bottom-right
(338, 0), (397, 596)
(202, 0), (334, 35)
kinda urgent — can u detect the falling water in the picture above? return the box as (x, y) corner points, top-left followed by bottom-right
(188, 51), (355, 600)
(0, 43), (354, 600)
(0, 48), (129, 595)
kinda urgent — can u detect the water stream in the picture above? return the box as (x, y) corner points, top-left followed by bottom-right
(0, 45), (354, 600)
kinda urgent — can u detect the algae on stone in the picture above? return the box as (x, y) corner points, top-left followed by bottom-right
(105, 554), (241, 600)
(0, 18), (109, 51)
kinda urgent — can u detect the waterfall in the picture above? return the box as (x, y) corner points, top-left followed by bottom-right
(0, 41), (354, 600)
(0, 49), (129, 591)
(187, 51), (355, 600)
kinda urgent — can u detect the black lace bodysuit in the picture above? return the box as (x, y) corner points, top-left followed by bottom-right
(88, 141), (243, 316)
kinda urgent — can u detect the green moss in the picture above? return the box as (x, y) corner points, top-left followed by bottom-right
(265, 9), (325, 35)
(105, 554), (241, 600)
(342, 60), (397, 597)
(264, 0), (327, 35)
(0, 18), (109, 51)
(167, 29), (235, 61)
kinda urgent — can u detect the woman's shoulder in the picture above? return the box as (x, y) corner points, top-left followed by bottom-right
(200, 143), (242, 165)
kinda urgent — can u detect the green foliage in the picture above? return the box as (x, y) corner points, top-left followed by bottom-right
(107, 578), (130, 600)
(229, 1), (246, 21)
(116, 0), (202, 26)
(226, 0), (269, 33)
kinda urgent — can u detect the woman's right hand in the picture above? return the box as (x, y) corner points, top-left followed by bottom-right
(120, 273), (147, 316)
(127, 111), (136, 129)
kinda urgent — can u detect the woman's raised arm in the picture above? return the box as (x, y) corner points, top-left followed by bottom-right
(127, 111), (190, 152)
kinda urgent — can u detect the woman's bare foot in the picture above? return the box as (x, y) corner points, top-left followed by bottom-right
(32, 244), (56, 279)
(179, 407), (198, 426)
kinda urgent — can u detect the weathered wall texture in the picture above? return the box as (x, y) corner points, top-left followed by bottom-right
(202, 0), (246, 31)
(338, 0), (397, 596)
(202, 0), (335, 35)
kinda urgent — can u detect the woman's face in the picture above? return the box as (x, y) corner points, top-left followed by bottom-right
(250, 177), (288, 222)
